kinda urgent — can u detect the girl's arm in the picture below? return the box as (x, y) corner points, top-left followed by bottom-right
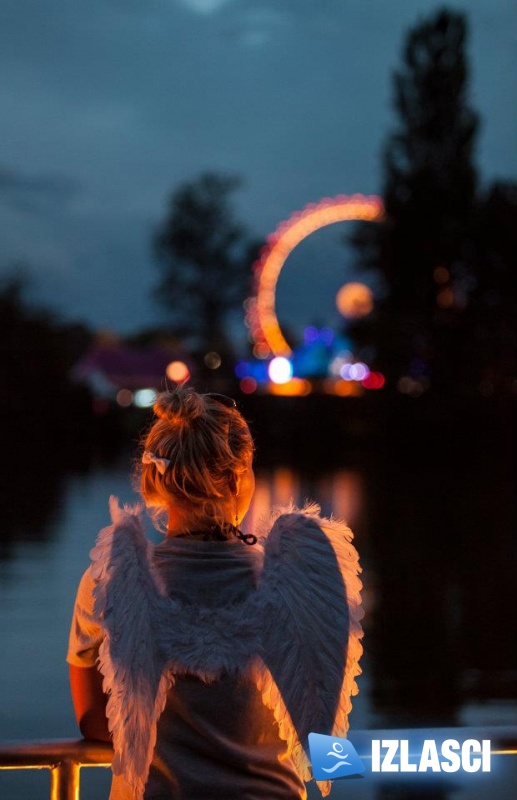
(68, 566), (110, 740)
(69, 664), (111, 742)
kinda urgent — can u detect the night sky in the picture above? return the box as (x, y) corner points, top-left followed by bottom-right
(1, 0), (516, 340)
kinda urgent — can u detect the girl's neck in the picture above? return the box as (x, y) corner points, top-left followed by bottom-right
(166, 503), (235, 538)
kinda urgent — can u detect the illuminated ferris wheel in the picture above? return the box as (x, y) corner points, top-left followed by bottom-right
(244, 194), (384, 358)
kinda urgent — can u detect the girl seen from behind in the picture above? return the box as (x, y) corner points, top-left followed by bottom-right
(67, 387), (363, 799)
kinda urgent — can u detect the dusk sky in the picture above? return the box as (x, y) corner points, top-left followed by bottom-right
(1, 0), (516, 342)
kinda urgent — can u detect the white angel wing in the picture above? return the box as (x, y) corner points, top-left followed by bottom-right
(89, 496), (171, 800)
(252, 505), (364, 796)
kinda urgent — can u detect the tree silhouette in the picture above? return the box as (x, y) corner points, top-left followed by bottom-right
(153, 172), (259, 355)
(464, 181), (517, 389)
(350, 9), (480, 392)
(0, 272), (91, 417)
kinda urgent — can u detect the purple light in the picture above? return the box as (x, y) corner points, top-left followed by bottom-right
(341, 362), (370, 381)
(350, 362), (370, 381)
(304, 326), (319, 345)
(320, 327), (334, 345)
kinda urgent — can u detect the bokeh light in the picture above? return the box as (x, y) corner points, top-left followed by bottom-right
(336, 282), (374, 319)
(324, 379), (363, 397)
(362, 372), (385, 390)
(303, 326), (319, 345)
(268, 357), (293, 384)
(134, 388), (157, 408)
(319, 327), (334, 345)
(116, 388), (133, 407)
(269, 378), (311, 396)
(240, 377), (258, 394)
(433, 265), (450, 284)
(252, 343), (270, 359)
(397, 376), (429, 397)
(437, 288), (454, 309)
(166, 360), (190, 382)
(341, 362), (370, 381)
(204, 351), (221, 369)
(235, 361), (251, 379)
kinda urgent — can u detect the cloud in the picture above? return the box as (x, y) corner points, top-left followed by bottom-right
(219, 6), (292, 46)
(237, 8), (291, 46)
(0, 168), (80, 214)
(177, 0), (236, 15)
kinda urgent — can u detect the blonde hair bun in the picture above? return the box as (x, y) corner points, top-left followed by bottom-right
(153, 388), (205, 425)
(139, 385), (253, 533)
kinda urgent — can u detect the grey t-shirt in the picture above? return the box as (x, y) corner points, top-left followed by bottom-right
(67, 537), (307, 800)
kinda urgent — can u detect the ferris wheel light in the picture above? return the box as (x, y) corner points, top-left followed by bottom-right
(245, 195), (384, 357)
(268, 357), (293, 384)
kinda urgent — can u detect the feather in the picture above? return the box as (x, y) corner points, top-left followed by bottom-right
(90, 497), (171, 800)
(252, 504), (364, 797)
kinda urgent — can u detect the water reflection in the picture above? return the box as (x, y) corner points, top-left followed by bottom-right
(245, 468), (365, 533)
(0, 404), (127, 567)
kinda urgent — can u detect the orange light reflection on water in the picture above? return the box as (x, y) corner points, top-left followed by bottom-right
(268, 378), (311, 396)
(244, 468), (364, 534)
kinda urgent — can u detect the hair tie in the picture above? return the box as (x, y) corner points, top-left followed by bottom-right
(142, 450), (170, 475)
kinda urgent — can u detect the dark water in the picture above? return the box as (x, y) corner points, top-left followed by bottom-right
(1, 450), (516, 799)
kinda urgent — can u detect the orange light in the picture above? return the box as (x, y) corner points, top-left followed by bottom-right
(336, 282), (374, 319)
(245, 195), (384, 356)
(252, 343), (271, 359)
(324, 379), (363, 397)
(273, 467), (299, 506)
(246, 477), (271, 532)
(433, 266), (450, 284)
(268, 378), (312, 396)
(437, 288), (454, 309)
(166, 360), (190, 382)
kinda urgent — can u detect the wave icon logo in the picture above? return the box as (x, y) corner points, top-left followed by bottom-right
(308, 733), (365, 781)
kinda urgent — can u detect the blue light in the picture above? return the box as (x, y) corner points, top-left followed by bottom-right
(235, 361), (251, 379)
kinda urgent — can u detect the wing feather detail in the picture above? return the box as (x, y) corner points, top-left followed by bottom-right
(89, 496), (171, 800)
(253, 504), (364, 796)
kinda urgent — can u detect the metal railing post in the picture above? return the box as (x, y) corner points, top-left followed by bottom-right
(50, 761), (80, 800)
